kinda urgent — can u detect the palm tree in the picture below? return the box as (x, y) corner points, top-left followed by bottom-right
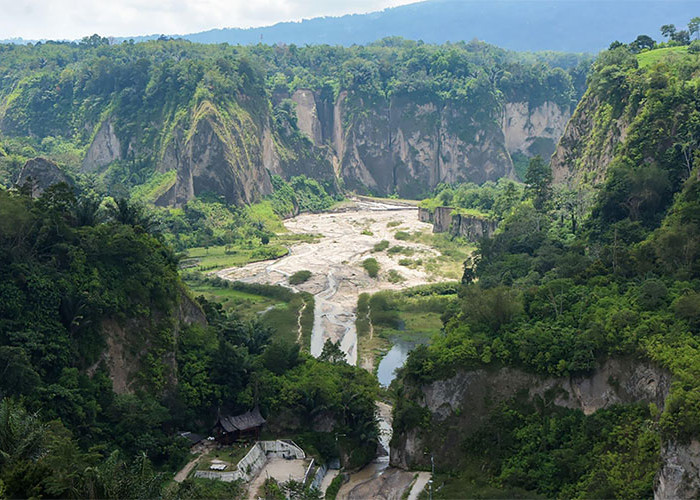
(0, 399), (46, 468)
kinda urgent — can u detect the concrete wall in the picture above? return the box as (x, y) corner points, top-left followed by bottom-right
(194, 440), (307, 483)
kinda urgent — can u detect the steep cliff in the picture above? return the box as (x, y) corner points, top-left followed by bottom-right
(391, 358), (700, 498)
(391, 358), (671, 469)
(289, 90), (570, 198)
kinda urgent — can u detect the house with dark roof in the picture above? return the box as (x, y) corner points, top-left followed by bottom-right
(213, 408), (266, 443)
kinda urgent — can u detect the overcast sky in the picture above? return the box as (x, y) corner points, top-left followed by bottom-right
(0, 0), (419, 40)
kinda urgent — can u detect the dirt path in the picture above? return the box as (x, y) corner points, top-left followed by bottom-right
(218, 199), (436, 365)
(173, 441), (214, 482)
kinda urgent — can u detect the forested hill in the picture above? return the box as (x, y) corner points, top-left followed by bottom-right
(0, 38), (589, 202)
(123, 0), (694, 53)
(391, 45), (700, 497)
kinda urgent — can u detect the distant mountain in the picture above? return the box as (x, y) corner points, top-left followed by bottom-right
(118, 0), (698, 53)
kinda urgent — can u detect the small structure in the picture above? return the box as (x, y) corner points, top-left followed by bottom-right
(179, 431), (204, 447)
(214, 408), (266, 444)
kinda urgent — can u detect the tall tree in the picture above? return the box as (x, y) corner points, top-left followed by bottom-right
(689, 17), (700, 40)
(524, 155), (553, 211)
(660, 24), (677, 39)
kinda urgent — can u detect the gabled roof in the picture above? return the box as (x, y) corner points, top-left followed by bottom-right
(217, 408), (266, 432)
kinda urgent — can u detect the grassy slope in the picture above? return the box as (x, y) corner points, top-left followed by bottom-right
(636, 46), (690, 67)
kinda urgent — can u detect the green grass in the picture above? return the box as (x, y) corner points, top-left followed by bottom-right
(185, 282), (283, 318)
(130, 170), (177, 203)
(196, 445), (251, 472)
(184, 278), (314, 349)
(637, 46), (692, 68)
(181, 243), (288, 272)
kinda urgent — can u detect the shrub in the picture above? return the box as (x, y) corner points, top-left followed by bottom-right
(289, 270), (312, 285)
(362, 258), (379, 278)
(373, 240), (390, 252)
(388, 270), (405, 283)
(395, 230), (411, 240)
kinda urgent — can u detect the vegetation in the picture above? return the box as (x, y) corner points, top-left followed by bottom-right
(289, 270), (312, 285)
(361, 258), (380, 278)
(395, 42), (700, 498)
(0, 185), (378, 497)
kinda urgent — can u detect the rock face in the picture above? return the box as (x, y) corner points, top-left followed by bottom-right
(16, 157), (72, 196)
(391, 358), (676, 480)
(453, 214), (498, 241)
(70, 89), (570, 206)
(655, 440), (700, 500)
(432, 206), (454, 233)
(502, 101), (570, 159)
(82, 119), (122, 172)
(99, 290), (206, 395)
(286, 90), (571, 198)
(424, 206), (498, 242)
(156, 101), (275, 206)
(550, 92), (632, 186)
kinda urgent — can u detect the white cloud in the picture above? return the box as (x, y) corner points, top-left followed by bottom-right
(0, 0), (419, 40)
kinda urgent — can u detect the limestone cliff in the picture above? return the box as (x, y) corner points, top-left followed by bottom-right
(291, 90), (570, 198)
(391, 357), (700, 498)
(82, 119), (123, 172)
(156, 100), (275, 206)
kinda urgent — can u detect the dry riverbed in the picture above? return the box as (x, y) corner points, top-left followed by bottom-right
(217, 199), (445, 366)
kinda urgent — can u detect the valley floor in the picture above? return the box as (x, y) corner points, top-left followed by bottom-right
(217, 198), (444, 365)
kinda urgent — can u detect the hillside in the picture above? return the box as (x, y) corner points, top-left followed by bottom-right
(0, 186), (380, 498)
(0, 38), (588, 202)
(118, 0), (695, 53)
(390, 45), (700, 498)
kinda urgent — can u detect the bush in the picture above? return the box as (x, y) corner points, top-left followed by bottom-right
(373, 240), (390, 252)
(395, 231), (411, 240)
(289, 270), (312, 285)
(388, 270), (405, 283)
(362, 258), (380, 278)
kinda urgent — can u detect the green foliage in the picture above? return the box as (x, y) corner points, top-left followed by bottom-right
(289, 270), (312, 285)
(419, 179), (524, 220)
(268, 175), (336, 217)
(396, 45), (700, 495)
(373, 239), (390, 252)
(362, 258), (380, 278)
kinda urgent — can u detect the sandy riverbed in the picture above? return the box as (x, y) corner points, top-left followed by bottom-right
(217, 199), (437, 365)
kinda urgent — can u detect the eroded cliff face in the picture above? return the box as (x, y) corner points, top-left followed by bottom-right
(156, 100), (275, 206)
(97, 290), (206, 395)
(82, 119), (123, 173)
(550, 92), (632, 186)
(391, 357), (700, 498)
(502, 101), (571, 159)
(291, 89), (570, 197)
(16, 157), (72, 196)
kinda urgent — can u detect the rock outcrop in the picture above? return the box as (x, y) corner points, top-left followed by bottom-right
(156, 101), (275, 206)
(285, 90), (571, 198)
(655, 440), (700, 500)
(16, 157), (72, 196)
(82, 119), (122, 172)
(502, 101), (570, 159)
(424, 206), (498, 242)
(392, 359), (670, 464)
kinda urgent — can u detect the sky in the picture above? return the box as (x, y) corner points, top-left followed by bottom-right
(0, 0), (420, 40)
